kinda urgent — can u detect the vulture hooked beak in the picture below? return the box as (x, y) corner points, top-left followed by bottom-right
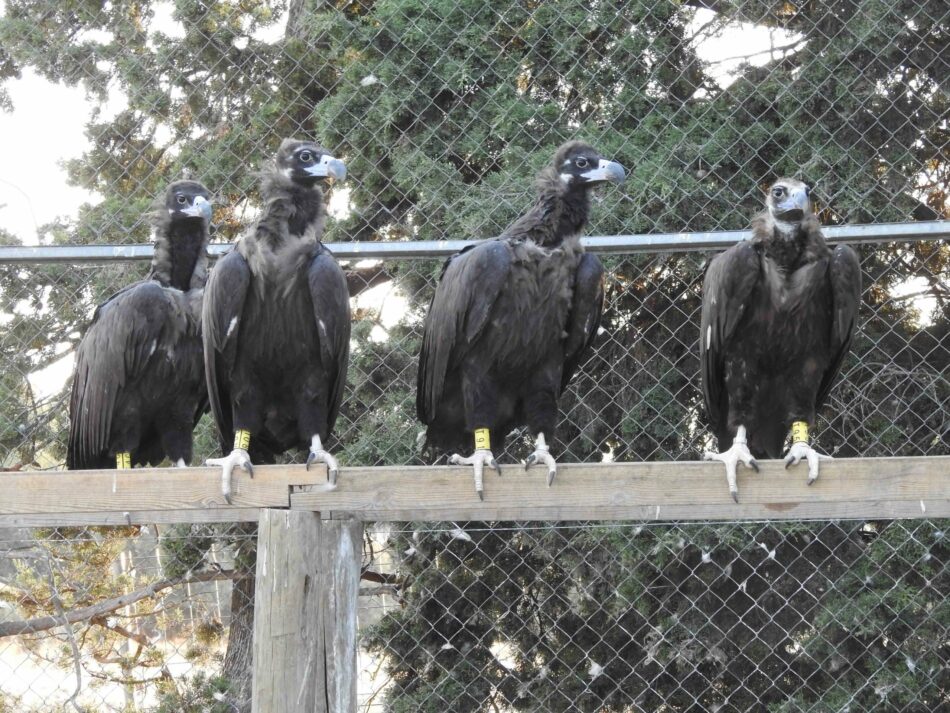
(773, 185), (810, 222)
(305, 155), (347, 182)
(179, 195), (213, 221)
(581, 159), (626, 185)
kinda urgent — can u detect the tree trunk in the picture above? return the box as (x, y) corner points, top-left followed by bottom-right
(224, 524), (258, 712)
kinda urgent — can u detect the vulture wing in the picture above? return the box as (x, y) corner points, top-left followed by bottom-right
(700, 241), (761, 432)
(416, 240), (513, 423)
(815, 244), (861, 410)
(67, 281), (181, 469)
(202, 249), (251, 454)
(307, 251), (351, 435)
(561, 252), (605, 391)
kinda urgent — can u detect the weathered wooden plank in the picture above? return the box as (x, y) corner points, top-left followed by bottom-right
(0, 509), (263, 527)
(289, 457), (950, 521)
(252, 509), (325, 713)
(321, 520), (363, 713)
(0, 464), (327, 525)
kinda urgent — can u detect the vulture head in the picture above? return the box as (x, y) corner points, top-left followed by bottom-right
(164, 180), (212, 223)
(766, 178), (812, 223)
(276, 139), (347, 188)
(554, 141), (626, 191)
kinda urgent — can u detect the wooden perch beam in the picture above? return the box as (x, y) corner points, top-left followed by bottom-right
(0, 465), (327, 527)
(291, 457), (950, 522)
(0, 457), (946, 525)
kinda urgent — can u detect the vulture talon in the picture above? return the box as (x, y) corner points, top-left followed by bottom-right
(307, 435), (340, 486)
(784, 442), (830, 485)
(525, 433), (558, 486)
(704, 426), (756, 503)
(450, 449), (495, 499)
(206, 447), (252, 504)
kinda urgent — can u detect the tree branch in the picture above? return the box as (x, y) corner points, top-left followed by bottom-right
(0, 570), (234, 638)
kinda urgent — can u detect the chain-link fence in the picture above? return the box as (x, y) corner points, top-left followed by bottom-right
(3, 518), (946, 711)
(0, 522), (258, 712)
(2, 237), (947, 470)
(0, 0), (948, 711)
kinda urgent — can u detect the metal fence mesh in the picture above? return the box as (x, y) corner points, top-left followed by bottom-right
(0, 523), (258, 712)
(0, 0), (948, 711)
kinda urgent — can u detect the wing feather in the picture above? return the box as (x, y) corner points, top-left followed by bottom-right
(699, 241), (761, 432)
(67, 281), (177, 469)
(416, 241), (512, 423)
(307, 251), (351, 434)
(561, 252), (604, 391)
(202, 249), (251, 454)
(815, 244), (861, 410)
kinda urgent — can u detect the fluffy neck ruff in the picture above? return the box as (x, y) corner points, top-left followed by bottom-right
(255, 170), (327, 248)
(150, 215), (209, 292)
(752, 211), (824, 269)
(503, 164), (592, 247)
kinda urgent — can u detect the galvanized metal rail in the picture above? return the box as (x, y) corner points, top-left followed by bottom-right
(0, 220), (946, 263)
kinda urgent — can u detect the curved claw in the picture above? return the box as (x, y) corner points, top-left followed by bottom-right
(705, 437), (756, 504)
(328, 467), (339, 486)
(306, 451), (316, 471)
(785, 442), (830, 485)
(546, 468), (556, 488)
(525, 454), (537, 469)
(450, 449), (495, 499)
(206, 448), (252, 504)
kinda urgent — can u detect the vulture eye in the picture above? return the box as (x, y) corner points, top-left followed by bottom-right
(575, 157), (589, 169)
(176, 195), (187, 205)
(299, 150), (314, 163)
(772, 187), (785, 198)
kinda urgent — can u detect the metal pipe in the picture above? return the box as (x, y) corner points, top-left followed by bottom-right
(0, 221), (946, 264)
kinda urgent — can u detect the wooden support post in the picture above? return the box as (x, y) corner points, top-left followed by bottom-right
(321, 519), (363, 712)
(251, 509), (363, 713)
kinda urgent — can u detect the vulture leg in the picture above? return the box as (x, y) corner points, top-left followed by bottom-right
(205, 447), (254, 505)
(784, 442), (831, 485)
(524, 432), (558, 486)
(703, 425), (759, 502)
(449, 447), (501, 501)
(306, 434), (340, 485)
(176, 458), (187, 468)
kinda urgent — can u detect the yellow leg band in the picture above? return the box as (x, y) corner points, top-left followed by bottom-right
(234, 429), (251, 451)
(791, 421), (809, 444)
(116, 452), (131, 469)
(474, 428), (490, 450)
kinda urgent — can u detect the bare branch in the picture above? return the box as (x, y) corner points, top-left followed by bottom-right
(0, 569), (234, 638)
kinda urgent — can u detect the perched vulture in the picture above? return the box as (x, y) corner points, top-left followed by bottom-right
(700, 178), (861, 501)
(417, 141), (625, 498)
(203, 139), (349, 502)
(68, 180), (212, 470)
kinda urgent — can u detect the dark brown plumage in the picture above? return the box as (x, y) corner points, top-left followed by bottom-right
(416, 141), (625, 497)
(203, 139), (350, 501)
(700, 178), (861, 500)
(67, 180), (212, 469)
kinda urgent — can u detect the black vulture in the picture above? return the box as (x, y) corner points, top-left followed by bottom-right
(700, 178), (861, 501)
(203, 139), (349, 502)
(417, 141), (625, 498)
(67, 180), (212, 470)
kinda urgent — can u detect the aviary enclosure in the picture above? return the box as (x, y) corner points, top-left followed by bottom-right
(0, 1), (947, 711)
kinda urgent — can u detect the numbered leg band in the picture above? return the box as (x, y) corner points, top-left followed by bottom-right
(116, 452), (131, 469)
(791, 421), (809, 444)
(234, 429), (251, 451)
(474, 428), (491, 450)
